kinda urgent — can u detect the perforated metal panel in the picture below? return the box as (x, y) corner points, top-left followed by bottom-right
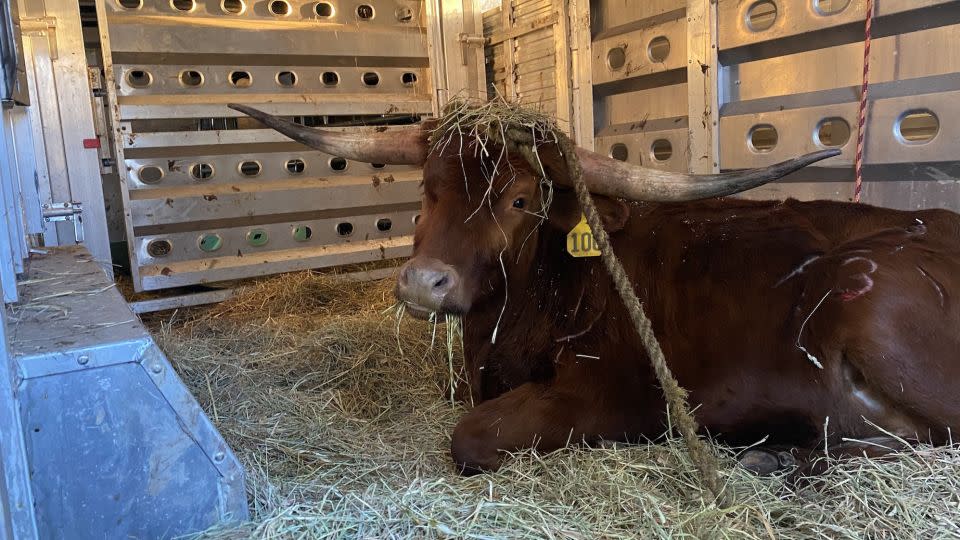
(562, 0), (960, 210)
(95, 0), (432, 291)
(717, 0), (960, 208)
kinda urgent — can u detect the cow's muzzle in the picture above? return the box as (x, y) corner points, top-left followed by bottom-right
(395, 257), (461, 319)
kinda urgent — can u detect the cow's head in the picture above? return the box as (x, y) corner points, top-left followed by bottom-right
(229, 103), (838, 319)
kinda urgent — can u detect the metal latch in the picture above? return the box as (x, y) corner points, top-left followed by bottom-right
(458, 33), (488, 66)
(42, 202), (84, 243)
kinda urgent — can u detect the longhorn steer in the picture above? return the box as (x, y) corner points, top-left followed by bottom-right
(231, 103), (960, 476)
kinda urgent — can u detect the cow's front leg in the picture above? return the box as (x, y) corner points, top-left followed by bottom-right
(450, 382), (599, 474)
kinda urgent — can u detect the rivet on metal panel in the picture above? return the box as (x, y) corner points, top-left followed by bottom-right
(151, 363), (163, 374)
(213, 452), (225, 463)
(77, 355), (89, 366)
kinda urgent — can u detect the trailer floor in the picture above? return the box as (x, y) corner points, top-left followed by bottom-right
(145, 270), (960, 540)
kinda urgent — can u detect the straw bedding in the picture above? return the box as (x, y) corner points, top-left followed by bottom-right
(142, 270), (960, 540)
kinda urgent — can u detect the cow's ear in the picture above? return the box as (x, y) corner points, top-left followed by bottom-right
(546, 190), (629, 233)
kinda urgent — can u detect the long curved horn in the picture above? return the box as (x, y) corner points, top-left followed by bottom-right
(227, 103), (429, 165)
(570, 147), (841, 202)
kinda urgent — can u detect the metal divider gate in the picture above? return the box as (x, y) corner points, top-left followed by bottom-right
(485, 0), (959, 211)
(95, 0), (433, 292)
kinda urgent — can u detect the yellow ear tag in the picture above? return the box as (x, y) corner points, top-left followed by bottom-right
(566, 214), (601, 257)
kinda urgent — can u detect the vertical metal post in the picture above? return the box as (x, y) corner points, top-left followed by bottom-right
(568, 0), (594, 149)
(686, 0), (720, 174)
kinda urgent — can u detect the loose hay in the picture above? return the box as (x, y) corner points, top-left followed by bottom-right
(145, 271), (960, 539)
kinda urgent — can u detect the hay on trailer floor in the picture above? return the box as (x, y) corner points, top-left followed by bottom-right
(144, 271), (960, 539)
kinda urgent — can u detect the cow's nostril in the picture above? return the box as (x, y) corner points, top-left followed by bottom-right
(433, 275), (449, 290)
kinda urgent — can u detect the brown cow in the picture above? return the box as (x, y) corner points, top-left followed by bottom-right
(230, 103), (960, 478)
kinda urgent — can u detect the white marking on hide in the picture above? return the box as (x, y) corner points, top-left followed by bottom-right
(775, 255), (820, 287)
(796, 289), (832, 369)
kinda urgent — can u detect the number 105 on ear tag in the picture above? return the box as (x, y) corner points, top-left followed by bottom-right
(567, 214), (601, 257)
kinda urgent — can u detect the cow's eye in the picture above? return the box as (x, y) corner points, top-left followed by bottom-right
(512, 198), (525, 209)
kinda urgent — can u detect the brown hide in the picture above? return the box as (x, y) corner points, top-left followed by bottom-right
(398, 144), (960, 474)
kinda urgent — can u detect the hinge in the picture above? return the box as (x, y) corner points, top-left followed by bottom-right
(42, 202), (84, 243)
(457, 33), (487, 66)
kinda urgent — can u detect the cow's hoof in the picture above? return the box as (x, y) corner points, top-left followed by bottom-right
(450, 424), (500, 475)
(739, 449), (785, 476)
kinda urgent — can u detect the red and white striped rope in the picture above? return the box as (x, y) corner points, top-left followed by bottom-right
(853, 0), (874, 203)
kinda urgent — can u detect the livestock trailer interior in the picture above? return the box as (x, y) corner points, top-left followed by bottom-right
(1, 0), (958, 538)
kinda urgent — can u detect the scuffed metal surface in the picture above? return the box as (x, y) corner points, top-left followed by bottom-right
(6, 246), (247, 539)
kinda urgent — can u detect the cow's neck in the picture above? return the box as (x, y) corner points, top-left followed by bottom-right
(461, 225), (613, 399)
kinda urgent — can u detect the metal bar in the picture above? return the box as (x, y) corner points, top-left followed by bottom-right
(128, 288), (235, 314)
(686, 0), (720, 173)
(569, 0), (594, 148)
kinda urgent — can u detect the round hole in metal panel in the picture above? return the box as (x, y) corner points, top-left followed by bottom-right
(179, 69), (203, 87)
(396, 6), (413, 22)
(246, 229), (269, 247)
(748, 124), (778, 152)
(269, 0), (290, 15)
(285, 158), (305, 174)
(401, 72), (418, 86)
(648, 36), (670, 63)
(198, 233), (223, 252)
(362, 72), (381, 87)
(329, 157), (348, 171)
(315, 2), (334, 17)
(138, 165), (164, 184)
(356, 4), (374, 19)
(815, 117), (851, 147)
(190, 163), (215, 181)
(371, 163), (386, 169)
(413, 214), (421, 225)
(146, 239), (173, 258)
(170, 0), (195, 12)
(376, 218), (392, 232)
(609, 143), (629, 162)
(228, 70), (252, 88)
(277, 71), (298, 87)
(606, 47), (626, 71)
(220, 0), (244, 14)
(896, 110), (939, 144)
(126, 69), (152, 88)
(336, 222), (354, 236)
(238, 161), (261, 176)
(813, 0), (850, 15)
(651, 139), (673, 161)
(119, 0), (142, 9)
(292, 225), (312, 241)
(746, 1), (777, 32)
(321, 71), (340, 86)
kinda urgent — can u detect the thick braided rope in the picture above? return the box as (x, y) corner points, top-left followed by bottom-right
(853, 0), (873, 203)
(500, 127), (727, 506)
